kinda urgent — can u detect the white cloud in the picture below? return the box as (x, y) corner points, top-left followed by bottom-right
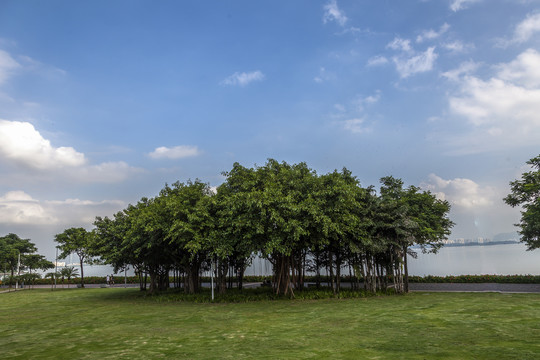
(313, 67), (335, 83)
(441, 60), (480, 81)
(323, 0), (347, 26)
(0, 190), (125, 225)
(387, 37), (413, 53)
(367, 55), (389, 67)
(0, 120), (141, 183)
(393, 47), (438, 78)
(332, 91), (380, 133)
(442, 40), (474, 53)
(423, 174), (495, 208)
(221, 71), (265, 87)
(148, 145), (201, 160)
(450, 49), (540, 125)
(46, 198), (124, 206)
(451, 77), (540, 126)
(342, 118), (369, 134)
(0, 120), (86, 169)
(386, 37), (438, 78)
(444, 49), (540, 153)
(353, 91), (381, 112)
(416, 23), (450, 43)
(420, 173), (522, 239)
(420, 174), (521, 238)
(512, 12), (540, 44)
(496, 12), (540, 47)
(0, 49), (20, 85)
(71, 161), (142, 183)
(450, 0), (481, 12)
(496, 48), (540, 87)
(0, 191), (56, 224)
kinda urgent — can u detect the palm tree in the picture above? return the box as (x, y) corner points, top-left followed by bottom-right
(45, 272), (60, 290)
(60, 267), (79, 288)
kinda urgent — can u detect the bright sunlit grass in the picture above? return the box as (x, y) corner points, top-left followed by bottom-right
(1, 288), (539, 359)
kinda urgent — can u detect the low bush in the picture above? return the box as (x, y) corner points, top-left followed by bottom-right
(26, 274), (540, 286)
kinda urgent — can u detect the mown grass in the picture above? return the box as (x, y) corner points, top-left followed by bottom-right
(1, 288), (539, 359)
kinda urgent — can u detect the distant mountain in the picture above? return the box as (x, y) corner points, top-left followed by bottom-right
(493, 232), (520, 242)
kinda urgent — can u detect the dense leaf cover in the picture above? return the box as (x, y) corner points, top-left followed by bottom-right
(0, 233), (53, 287)
(505, 154), (540, 251)
(88, 159), (453, 295)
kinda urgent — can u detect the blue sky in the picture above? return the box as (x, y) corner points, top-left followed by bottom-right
(1, 0), (539, 258)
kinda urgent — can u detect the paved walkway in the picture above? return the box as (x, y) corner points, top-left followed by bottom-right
(3, 283), (540, 293)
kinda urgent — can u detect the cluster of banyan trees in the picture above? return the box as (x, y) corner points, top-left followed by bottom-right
(88, 159), (453, 296)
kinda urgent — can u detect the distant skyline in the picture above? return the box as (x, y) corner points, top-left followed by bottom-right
(1, 0), (539, 259)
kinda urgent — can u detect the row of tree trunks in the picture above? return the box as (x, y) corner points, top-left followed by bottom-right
(130, 244), (410, 295)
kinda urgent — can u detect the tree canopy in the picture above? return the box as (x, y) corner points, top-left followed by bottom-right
(87, 159), (453, 296)
(54, 228), (94, 288)
(0, 233), (52, 287)
(504, 154), (540, 251)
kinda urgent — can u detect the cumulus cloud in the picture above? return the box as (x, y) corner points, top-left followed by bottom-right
(441, 60), (480, 81)
(0, 120), (141, 183)
(323, 0), (347, 26)
(451, 76), (540, 127)
(496, 48), (540, 87)
(148, 145), (201, 160)
(512, 12), (540, 44)
(386, 37), (438, 78)
(221, 71), (265, 87)
(0, 50), (20, 85)
(367, 55), (389, 67)
(387, 37), (413, 53)
(450, 49), (540, 125)
(442, 49), (540, 153)
(416, 23), (450, 43)
(421, 173), (520, 238)
(450, 0), (481, 12)
(0, 120), (86, 169)
(0, 191), (56, 224)
(0, 191), (125, 225)
(393, 47), (438, 78)
(442, 40), (474, 53)
(422, 174), (495, 208)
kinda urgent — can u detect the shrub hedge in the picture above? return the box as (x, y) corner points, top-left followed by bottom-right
(13, 274), (540, 286)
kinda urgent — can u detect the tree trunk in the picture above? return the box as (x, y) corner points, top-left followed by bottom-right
(273, 254), (294, 297)
(237, 266), (245, 291)
(328, 250), (335, 294)
(403, 244), (409, 293)
(79, 257), (85, 288)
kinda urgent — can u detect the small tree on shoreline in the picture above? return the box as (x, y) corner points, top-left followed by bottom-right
(504, 154), (540, 251)
(55, 228), (93, 288)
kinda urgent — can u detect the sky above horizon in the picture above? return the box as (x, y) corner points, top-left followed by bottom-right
(1, 0), (539, 259)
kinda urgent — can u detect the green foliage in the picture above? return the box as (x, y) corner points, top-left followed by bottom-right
(1, 290), (539, 359)
(86, 159), (453, 296)
(0, 233), (51, 287)
(504, 154), (540, 250)
(144, 287), (387, 303)
(54, 227), (93, 287)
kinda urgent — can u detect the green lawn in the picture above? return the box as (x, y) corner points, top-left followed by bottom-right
(1, 289), (539, 359)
